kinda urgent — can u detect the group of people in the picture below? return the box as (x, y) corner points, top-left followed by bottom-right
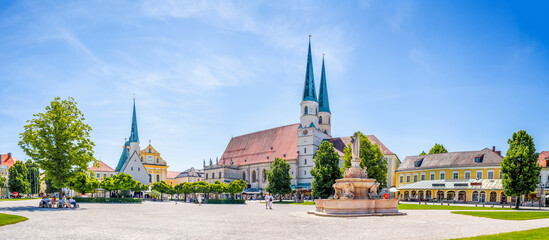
(39, 194), (77, 208)
(264, 193), (273, 210)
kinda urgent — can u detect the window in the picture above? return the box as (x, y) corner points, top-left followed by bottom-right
(464, 171), (471, 179)
(156, 175), (160, 182)
(252, 170), (257, 182)
(319, 116), (322, 123)
(487, 170), (494, 179)
(206, 173), (208, 179)
(500, 171), (502, 179)
(430, 171), (435, 180)
(421, 172), (425, 181)
(453, 171), (459, 180)
(156, 158), (159, 164)
(110, 174), (113, 177)
(304, 106), (308, 115)
(263, 170), (267, 182)
(149, 174), (152, 182)
(547, 175), (549, 184)
(413, 173), (418, 182)
(103, 174), (107, 178)
(212, 172), (215, 179)
(440, 171), (445, 180)
(218, 172), (221, 178)
(242, 172), (246, 180)
(304, 148), (307, 154)
(399, 174), (403, 183)
(304, 170), (307, 176)
(96, 173), (100, 178)
(414, 158), (424, 167)
(406, 174), (411, 183)
(304, 159), (307, 165)
(138, 167), (140, 171)
(476, 171), (483, 179)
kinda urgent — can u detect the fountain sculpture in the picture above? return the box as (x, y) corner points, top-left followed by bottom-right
(309, 133), (405, 217)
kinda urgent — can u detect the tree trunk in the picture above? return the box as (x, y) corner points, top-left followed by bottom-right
(515, 196), (520, 209)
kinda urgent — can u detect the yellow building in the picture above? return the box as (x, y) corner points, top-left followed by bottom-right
(140, 144), (171, 186)
(89, 160), (116, 181)
(396, 148), (513, 203)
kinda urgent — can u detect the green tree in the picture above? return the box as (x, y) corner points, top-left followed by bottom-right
(266, 157), (292, 202)
(100, 176), (116, 197)
(19, 97), (96, 197)
(113, 173), (135, 194)
(150, 190), (161, 199)
(211, 181), (225, 199)
(8, 161), (30, 195)
(45, 178), (59, 194)
(192, 181), (211, 199)
(311, 141), (342, 199)
(175, 182), (193, 200)
(227, 179), (247, 199)
(71, 172), (100, 196)
(419, 151), (427, 156)
(25, 160), (41, 195)
(428, 143), (448, 154)
(342, 132), (388, 189)
(152, 181), (172, 201)
(0, 176), (7, 197)
(500, 130), (542, 209)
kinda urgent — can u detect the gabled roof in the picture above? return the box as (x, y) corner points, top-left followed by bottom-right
(167, 171), (180, 179)
(302, 37), (317, 102)
(330, 135), (396, 156)
(90, 160), (115, 172)
(318, 56), (330, 113)
(219, 124), (299, 166)
(0, 153), (18, 167)
(539, 151), (549, 167)
(396, 148), (503, 172)
(115, 145), (129, 172)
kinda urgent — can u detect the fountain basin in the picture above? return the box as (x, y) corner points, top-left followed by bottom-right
(310, 199), (405, 217)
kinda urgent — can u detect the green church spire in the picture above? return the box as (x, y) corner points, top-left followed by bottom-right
(318, 54), (330, 113)
(129, 98), (139, 143)
(302, 35), (317, 102)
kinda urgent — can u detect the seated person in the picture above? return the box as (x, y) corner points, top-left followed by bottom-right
(51, 196), (57, 208)
(39, 196), (47, 207)
(69, 197), (77, 208)
(59, 197), (66, 208)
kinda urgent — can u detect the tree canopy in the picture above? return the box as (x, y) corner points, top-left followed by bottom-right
(419, 151), (427, 156)
(8, 161), (30, 195)
(428, 143), (448, 154)
(19, 97), (96, 197)
(71, 172), (100, 195)
(500, 130), (541, 209)
(343, 132), (388, 189)
(311, 141), (341, 199)
(227, 179), (247, 199)
(266, 157), (292, 201)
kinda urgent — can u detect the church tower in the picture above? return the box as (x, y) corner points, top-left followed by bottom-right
(300, 35), (319, 129)
(297, 36), (329, 186)
(318, 55), (331, 136)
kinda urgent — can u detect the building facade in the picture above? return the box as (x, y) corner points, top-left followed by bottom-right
(0, 153), (18, 178)
(537, 151), (549, 206)
(140, 143), (169, 185)
(89, 160), (115, 181)
(174, 167), (204, 185)
(204, 38), (399, 194)
(396, 148), (510, 203)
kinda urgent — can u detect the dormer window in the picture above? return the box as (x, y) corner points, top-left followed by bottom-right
(414, 158), (423, 167)
(474, 154), (484, 163)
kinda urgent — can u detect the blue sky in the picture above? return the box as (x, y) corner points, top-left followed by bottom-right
(1, 1), (548, 171)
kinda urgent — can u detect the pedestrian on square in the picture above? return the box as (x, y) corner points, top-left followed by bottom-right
(198, 194), (203, 206)
(265, 193), (270, 209)
(269, 193), (273, 210)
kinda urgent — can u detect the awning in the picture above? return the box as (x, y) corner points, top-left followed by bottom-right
(243, 188), (262, 194)
(291, 183), (311, 190)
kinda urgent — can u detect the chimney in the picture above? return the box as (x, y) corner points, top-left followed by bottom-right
(7, 152), (11, 159)
(492, 146), (496, 152)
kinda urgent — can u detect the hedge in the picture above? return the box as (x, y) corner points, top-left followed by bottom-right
(201, 199), (245, 204)
(73, 197), (142, 203)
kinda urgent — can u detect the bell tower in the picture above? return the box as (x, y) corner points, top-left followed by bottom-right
(318, 54), (331, 136)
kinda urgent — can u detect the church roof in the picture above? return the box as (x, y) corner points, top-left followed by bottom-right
(396, 148), (502, 172)
(302, 37), (317, 102)
(167, 171), (180, 179)
(330, 135), (395, 156)
(115, 145), (129, 172)
(219, 123), (299, 166)
(318, 56), (330, 113)
(129, 99), (139, 143)
(90, 160), (115, 172)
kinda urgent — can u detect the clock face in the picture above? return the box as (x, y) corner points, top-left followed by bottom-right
(302, 129), (308, 135)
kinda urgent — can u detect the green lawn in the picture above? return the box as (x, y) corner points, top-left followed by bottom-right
(0, 198), (40, 202)
(398, 203), (513, 210)
(451, 211), (549, 220)
(452, 227), (549, 240)
(0, 213), (28, 227)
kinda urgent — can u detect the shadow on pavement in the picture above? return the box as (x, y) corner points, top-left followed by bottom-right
(0, 206), (85, 212)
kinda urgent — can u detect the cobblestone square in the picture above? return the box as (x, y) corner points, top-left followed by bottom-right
(1, 200), (549, 239)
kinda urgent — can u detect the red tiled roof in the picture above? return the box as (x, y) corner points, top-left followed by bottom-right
(0, 153), (18, 168)
(539, 151), (549, 167)
(219, 124), (299, 166)
(167, 171), (180, 179)
(89, 160), (115, 172)
(330, 135), (395, 156)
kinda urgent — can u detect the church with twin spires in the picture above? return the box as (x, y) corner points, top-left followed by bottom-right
(204, 37), (400, 194)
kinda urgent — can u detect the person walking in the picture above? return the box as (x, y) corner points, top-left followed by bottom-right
(269, 193), (273, 210)
(265, 193), (270, 209)
(198, 194), (203, 206)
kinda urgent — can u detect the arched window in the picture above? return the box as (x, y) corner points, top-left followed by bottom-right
(156, 175), (160, 182)
(242, 171), (246, 180)
(304, 159), (307, 165)
(262, 169), (267, 182)
(206, 173), (208, 179)
(319, 116), (322, 123)
(304, 106), (308, 115)
(218, 172), (222, 178)
(252, 170), (257, 182)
